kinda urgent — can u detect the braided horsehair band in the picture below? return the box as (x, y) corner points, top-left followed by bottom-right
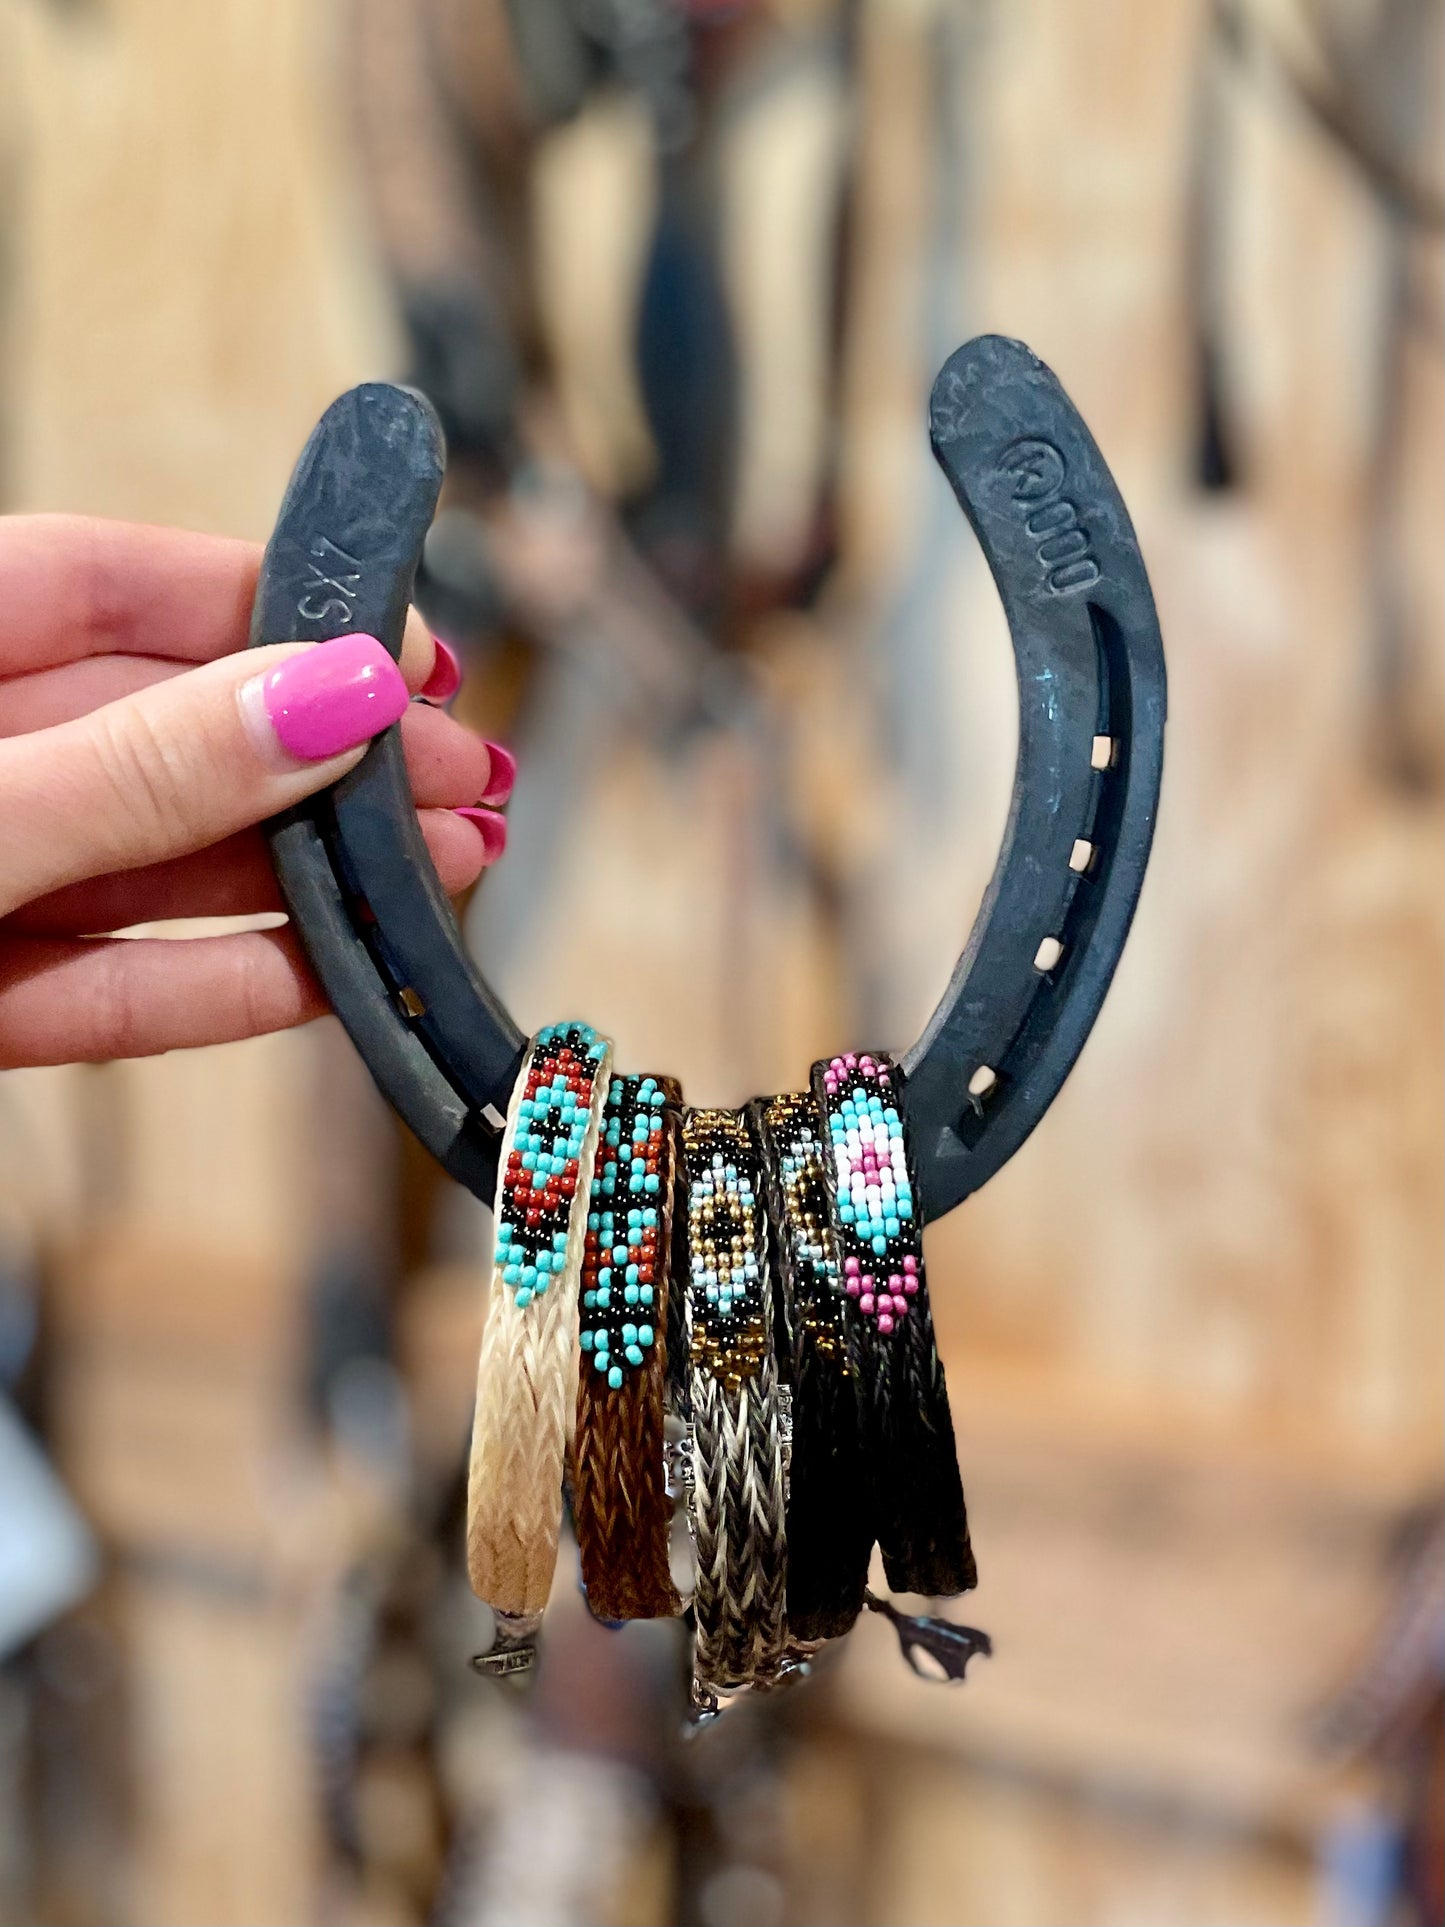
(467, 1023), (613, 1626)
(571, 1074), (684, 1621)
(813, 1052), (976, 1599)
(680, 1108), (789, 1694)
(751, 1092), (872, 1641)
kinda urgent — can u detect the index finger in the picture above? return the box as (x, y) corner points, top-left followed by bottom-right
(0, 514), (439, 689)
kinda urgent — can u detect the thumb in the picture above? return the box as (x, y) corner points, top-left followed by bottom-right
(0, 632), (409, 919)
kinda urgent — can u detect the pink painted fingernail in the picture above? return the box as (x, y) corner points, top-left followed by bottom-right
(479, 741), (516, 805)
(250, 634), (409, 761)
(454, 806), (508, 862)
(421, 637), (462, 704)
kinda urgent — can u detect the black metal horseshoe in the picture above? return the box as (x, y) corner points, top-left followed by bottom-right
(249, 336), (1166, 1220)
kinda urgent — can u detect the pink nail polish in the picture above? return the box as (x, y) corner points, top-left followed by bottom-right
(480, 741), (516, 805)
(421, 637), (462, 704)
(454, 806), (508, 862)
(259, 634), (409, 760)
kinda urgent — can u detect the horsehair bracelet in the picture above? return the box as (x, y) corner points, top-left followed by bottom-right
(813, 1052), (976, 1598)
(751, 1092), (872, 1641)
(570, 1073), (684, 1621)
(467, 1022), (613, 1622)
(681, 1108), (789, 1693)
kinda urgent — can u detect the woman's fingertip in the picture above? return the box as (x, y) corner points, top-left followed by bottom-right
(240, 633), (408, 766)
(479, 740), (516, 805)
(420, 637), (463, 704)
(453, 806), (508, 862)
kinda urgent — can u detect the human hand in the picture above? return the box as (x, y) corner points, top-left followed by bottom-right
(0, 516), (512, 1066)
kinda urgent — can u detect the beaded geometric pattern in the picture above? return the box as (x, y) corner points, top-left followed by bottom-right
(681, 1109), (768, 1388)
(579, 1074), (668, 1389)
(493, 1022), (610, 1307)
(817, 1052), (920, 1334)
(756, 1092), (849, 1369)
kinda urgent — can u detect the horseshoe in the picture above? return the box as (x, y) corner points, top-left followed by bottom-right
(249, 335), (1166, 1222)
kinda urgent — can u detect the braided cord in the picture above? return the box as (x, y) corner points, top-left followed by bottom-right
(571, 1076), (684, 1621)
(467, 1023), (613, 1616)
(681, 1109), (789, 1691)
(751, 1092), (871, 1641)
(812, 1052), (976, 1598)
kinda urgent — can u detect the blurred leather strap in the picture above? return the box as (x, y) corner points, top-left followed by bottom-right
(812, 1052), (976, 1599)
(571, 1073), (684, 1620)
(750, 1091), (872, 1641)
(680, 1107), (789, 1691)
(467, 1023), (613, 1616)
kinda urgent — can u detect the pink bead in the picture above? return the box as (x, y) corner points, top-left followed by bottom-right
(891, 1294), (907, 1313)
(845, 1279), (860, 1295)
(877, 1313), (894, 1333)
(859, 1294), (875, 1313)
(843, 1255), (860, 1274)
(844, 1053), (858, 1069)
(861, 1275), (874, 1292)
(903, 1277), (918, 1293)
(902, 1255), (917, 1273)
(888, 1273), (902, 1291)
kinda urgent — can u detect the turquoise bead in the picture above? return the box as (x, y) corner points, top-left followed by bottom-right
(622, 1323), (638, 1344)
(624, 1284), (639, 1306)
(553, 1232), (569, 1253)
(624, 1345), (643, 1367)
(644, 1175), (659, 1193)
(594, 1351), (610, 1373)
(580, 1330), (594, 1351)
(521, 1266), (538, 1286)
(583, 1290), (597, 1309)
(515, 1287), (533, 1308)
(639, 1285), (654, 1306)
(598, 1267), (612, 1288)
(503, 1264), (522, 1286)
(639, 1325), (654, 1346)
(608, 1366), (624, 1388)
(625, 1263), (640, 1287)
(872, 1234), (888, 1255)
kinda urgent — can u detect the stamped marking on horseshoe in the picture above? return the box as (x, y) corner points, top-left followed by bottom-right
(996, 439), (1101, 595)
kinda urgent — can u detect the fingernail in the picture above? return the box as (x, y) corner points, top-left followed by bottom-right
(421, 637), (462, 704)
(454, 807), (508, 862)
(479, 741), (516, 805)
(247, 634), (409, 762)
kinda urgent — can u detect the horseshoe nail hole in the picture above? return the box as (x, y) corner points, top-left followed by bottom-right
(967, 1065), (997, 1100)
(1033, 937), (1065, 973)
(398, 986), (426, 1019)
(1069, 838), (1095, 873)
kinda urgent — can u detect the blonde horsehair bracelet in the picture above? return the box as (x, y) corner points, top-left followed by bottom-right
(467, 1022), (613, 1618)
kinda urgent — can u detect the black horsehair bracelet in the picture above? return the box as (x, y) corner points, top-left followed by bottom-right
(814, 1051), (976, 1600)
(751, 1091), (872, 1642)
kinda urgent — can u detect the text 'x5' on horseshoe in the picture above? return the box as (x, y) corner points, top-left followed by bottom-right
(248, 335), (1167, 1225)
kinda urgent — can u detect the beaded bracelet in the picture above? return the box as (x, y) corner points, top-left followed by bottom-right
(751, 1091), (872, 1641)
(680, 1107), (790, 1693)
(466, 1023), (613, 1630)
(812, 1052), (976, 1599)
(570, 1073), (684, 1621)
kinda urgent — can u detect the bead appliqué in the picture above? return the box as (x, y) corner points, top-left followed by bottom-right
(494, 1022), (610, 1306)
(819, 1052), (919, 1334)
(682, 1109), (768, 1388)
(579, 1075), (667, 1389)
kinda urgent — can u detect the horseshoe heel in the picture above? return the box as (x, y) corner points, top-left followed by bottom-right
(250, 338), (1166, 1224)
(249, 384), (524, 1197)
(900, 336), (1167, 1222)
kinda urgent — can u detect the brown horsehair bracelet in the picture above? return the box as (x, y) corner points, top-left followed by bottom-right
(570, 1073), (683, 1621)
